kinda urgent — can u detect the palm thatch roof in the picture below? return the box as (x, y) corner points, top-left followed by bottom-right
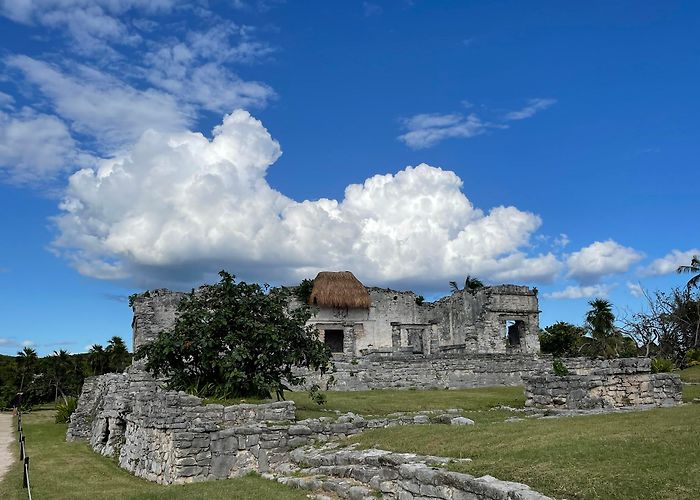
(308, 271), (371, 309)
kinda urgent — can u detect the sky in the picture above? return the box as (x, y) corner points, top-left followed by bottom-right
(0, 0), (698, 355)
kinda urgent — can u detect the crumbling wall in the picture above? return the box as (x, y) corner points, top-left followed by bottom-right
(523, 358), (683, 409)
(131, 289), (187, 350)
(300, 353), (550, 391)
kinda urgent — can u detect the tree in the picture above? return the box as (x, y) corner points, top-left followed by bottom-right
(88, 344), (108, 375)
(135, 271), (333, 399)
(16, 347), (38, 394)
(106, 336), (131, 372)
(677, 255), (700, 290)
(539, 322), (585, 357)
(49, 349), (72, 403)
(584, 299), (621, 358)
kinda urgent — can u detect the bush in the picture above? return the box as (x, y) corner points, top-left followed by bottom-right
(136, 271), (333, 399)
(552, 358), (570, 376)
(686, 348), (700, 366)
(55, 396), (78, 423)
(651, 358), (675, 373)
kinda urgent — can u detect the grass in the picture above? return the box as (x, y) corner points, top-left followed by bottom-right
(347, 387), (700, 500)
(0, 411), (309, 500)
(207, 386), (525, 420)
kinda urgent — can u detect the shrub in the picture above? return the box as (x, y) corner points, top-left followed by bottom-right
(686, 348), (700, 366)
(55, 396), (78, 423)
(136, 271), (333, 399)
(552, 358), (570, 376)
(651, 358), (675, 373)
(415, 295), (425, 306)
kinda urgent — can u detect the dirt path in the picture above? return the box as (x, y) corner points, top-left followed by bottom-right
(0, 413), (13, 483)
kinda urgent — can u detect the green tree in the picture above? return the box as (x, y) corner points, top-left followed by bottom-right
(677, 255), (700, 290)
(539, 322), (585, 357)
(88, 344), (108, 375)
(106, 336), (131, 372)
(49, 349), (72, 403)
(135, 271), (333, 399)
(583, 299), (637, 358)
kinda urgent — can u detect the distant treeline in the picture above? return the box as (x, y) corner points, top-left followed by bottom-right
(0, 336), (131, 410)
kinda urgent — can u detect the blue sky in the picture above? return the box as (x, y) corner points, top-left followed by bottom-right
(0, 1), (697, 355)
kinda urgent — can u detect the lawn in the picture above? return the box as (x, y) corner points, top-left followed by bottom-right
(0, 411), (308, 500)
(679, 364), (700, 383)
(347, 383), (700, 500)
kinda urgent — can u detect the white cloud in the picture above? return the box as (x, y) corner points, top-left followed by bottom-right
(626, 282), (644, 298)
(640, 249), (700, 276)
(21, 340), (35, 347)
(0, 1), (174, 52)
(504, 98), (557, 121)
(7, 55), (189, 148)
(0, 91), (14, 108)
(544, 284), (614, 300)
(0, 109), (92, 184)
(53, 110), (562, 289)
(566, 240), (643, 284)
(0, 337), (15, 346)
(398, 113), (503, 149)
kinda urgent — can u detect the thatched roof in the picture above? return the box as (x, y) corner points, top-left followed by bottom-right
(309, 271), (371, 309)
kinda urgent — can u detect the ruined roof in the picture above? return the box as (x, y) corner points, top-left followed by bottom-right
(309, 271), (371, 309)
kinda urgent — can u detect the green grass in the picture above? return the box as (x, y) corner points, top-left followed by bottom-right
(207, 386), (525, 420)
(0, 411), (309, 500)
(348, 399), (700, 500)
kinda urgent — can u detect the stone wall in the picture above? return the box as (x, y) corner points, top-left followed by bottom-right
(280, 445), (554, 500)
(523, 358), (683, 410)
(300, 353), (550, 391)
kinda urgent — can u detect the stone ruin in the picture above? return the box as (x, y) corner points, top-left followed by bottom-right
(524, 358), (682, 410)
(65, 272), (684, 498)
(66, 365), (556, 499)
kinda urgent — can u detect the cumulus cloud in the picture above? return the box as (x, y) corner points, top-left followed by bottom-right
(566, 240), (643, 284)
(398, 113), (502, 149)
(504, 98), (557, 121)
(640, 249), (700, 276)
(0, 109), (92, 185)
(544, 284), (614, 300)
(53, 110), (562, 289)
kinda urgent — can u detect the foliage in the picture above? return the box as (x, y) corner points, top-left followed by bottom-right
(552, 358), (570, 376)
(295, 278), (315, 304)
(677, 254), (700, 290)
(106, 336), (131, 372)
(651, 358), (675, 374)
(135, 270), (333, 399)
(55, 396), (78, 423)
(581, 299), (637, 358)
(686, 348), (700, 366)
(307, 384), (327, 406)
(622, 287), (700, 366)
(415, 295), (425, 305)
(449, 276), (485, 293)
(0, 336), (130, 410)
(539, 322), (585, 357)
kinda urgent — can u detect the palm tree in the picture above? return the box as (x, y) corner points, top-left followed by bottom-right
(50, 349), (71, 403)
(16, 347), (38, 393)
(106, 336), (131, 372)
(88, 344), (108, 375)
(585, 299), (618, 358)
(677, 255), (700, 290)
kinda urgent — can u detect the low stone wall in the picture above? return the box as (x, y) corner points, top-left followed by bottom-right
(279, 445), (554, 500)
(523, 358), (683, 410)
(301, 353), (551, 391)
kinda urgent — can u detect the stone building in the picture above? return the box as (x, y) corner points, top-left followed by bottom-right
(131, 271), (541, 358)
(304, 271), (540, 357)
